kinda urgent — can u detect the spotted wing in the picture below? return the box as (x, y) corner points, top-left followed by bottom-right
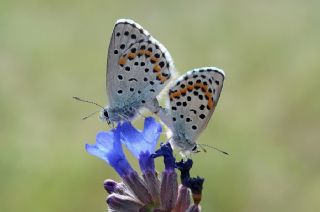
(168, 67), (225, 142)
(106, 19), (174, 109)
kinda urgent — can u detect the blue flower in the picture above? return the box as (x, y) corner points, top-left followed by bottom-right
(176, 159), (193, 186)
(120, 117), (162, 173)
(152, 142), (176, 171)
(85, 116), (205, 210)
(187, 176), (204, 205)
(85, 124), (134, 177)
(120, 117), (162, 158)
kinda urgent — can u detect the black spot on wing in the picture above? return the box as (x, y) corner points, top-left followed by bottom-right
(128, 78), (138, 82)
(190, 109), (197, 114)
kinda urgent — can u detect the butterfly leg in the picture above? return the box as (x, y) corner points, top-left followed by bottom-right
(144, 98), (161, 114)
(158, 107), (174, 129)
(118, 113), (130, 123)
(145, 98), (174, 130)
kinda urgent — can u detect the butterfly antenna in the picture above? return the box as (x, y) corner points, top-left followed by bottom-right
(73, 96), (104, 109)
(198, 144), (207, 153)
(81, 111), (99, 120)
(199, 143), (229, 155)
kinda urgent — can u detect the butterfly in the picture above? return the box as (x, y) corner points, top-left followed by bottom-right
(96, 19), (174, 125)
(158, 67), (225, 156)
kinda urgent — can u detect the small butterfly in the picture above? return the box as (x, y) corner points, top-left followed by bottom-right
(76, 19), (174, 125)
(159, 67), (225, 156)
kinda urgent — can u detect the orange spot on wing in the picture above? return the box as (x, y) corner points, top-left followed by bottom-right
(170, 82), (215, 109)
(207, 100), (214, 109)
(150, 56), (159, 63)
(153, 65), (161, 73)
(201, 84), (208, 90)
(118, 56), (126, 66)
(206, 92), (215, 110)
(128, 53), (136, 60)
(180, 89), (187, 95)
(187, 85), (194, 91)
(138, 50), (145, 55)
(170, 92), (181, 99)
(156, 74), (167, 83)
(145, 51), (152, 56)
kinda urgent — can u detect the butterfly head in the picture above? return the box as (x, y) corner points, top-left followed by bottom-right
(184, 141), (201, 154)
(99, 108), (112, 126)
(171, 135), (198, 156)
(191, 144), (199, 153)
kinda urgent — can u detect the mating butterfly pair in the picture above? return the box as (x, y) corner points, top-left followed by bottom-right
(94, 19), (224, 155)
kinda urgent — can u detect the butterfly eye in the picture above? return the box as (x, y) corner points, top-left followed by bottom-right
(103, 110), (109, 118)
(191, 145), (198, 152)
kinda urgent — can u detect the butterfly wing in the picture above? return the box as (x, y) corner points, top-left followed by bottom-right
(168, 67), (225, 145)
(106, 19), (174, 110)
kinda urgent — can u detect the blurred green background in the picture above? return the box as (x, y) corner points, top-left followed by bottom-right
(1, 0), (320, 211)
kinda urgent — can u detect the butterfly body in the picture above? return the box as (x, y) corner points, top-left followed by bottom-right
(102, 105), (137, 123)
(160, 67), (225, 155)
(101, 19), (174, 124)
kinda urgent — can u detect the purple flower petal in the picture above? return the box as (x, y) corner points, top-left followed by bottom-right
(139, 151), (155, 173)
(104, 179), (132, 197)
(107, 193), (143, 211)
(142, 169), (161, 206)
(188, 204), (202, 212)
(174, 185), (191, 212)
(160, 170), (178, 211)
(122, 171), (153, 205)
